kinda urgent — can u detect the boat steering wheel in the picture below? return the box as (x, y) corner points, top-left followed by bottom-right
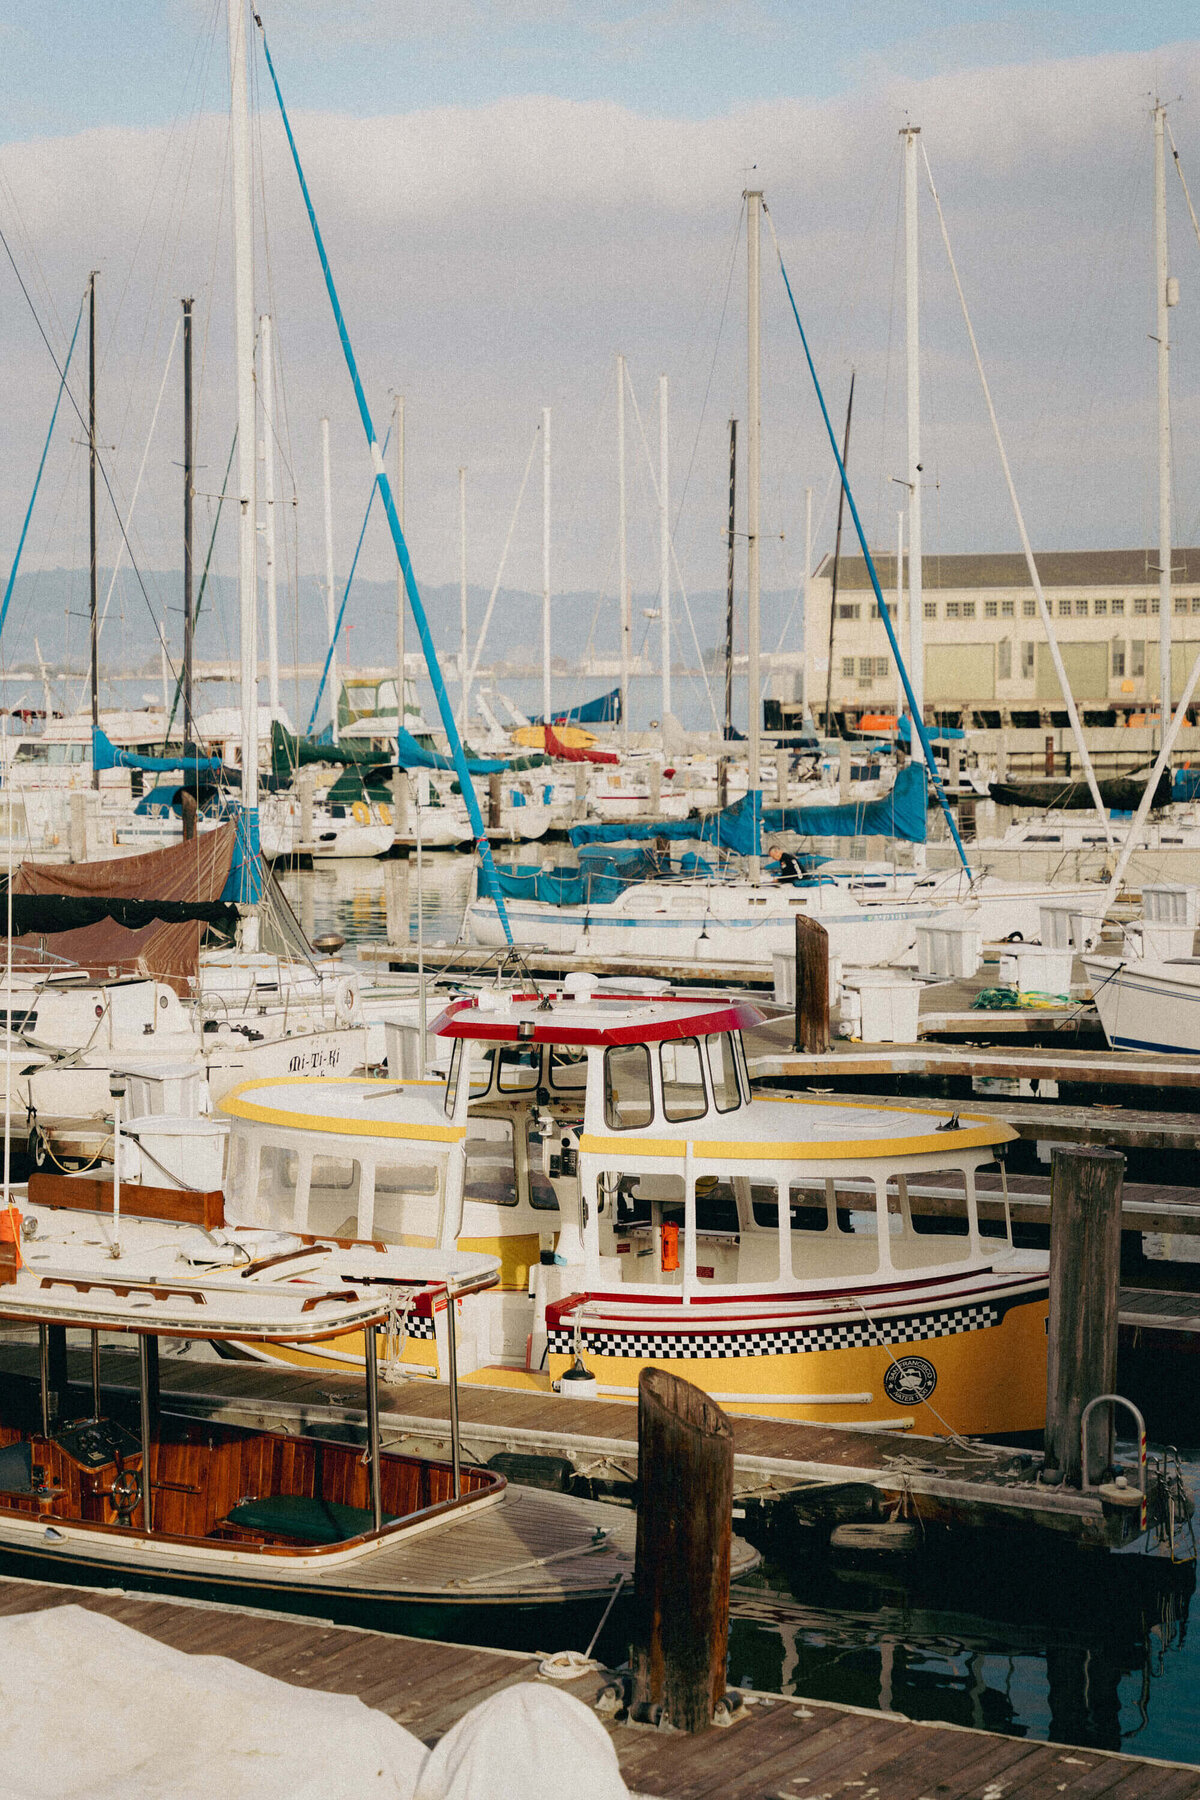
(110, 1456), (141, 1524)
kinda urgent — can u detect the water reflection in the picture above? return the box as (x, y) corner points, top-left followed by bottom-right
(277, 854), (475, 957)
(728, 1532), (1196, 1759)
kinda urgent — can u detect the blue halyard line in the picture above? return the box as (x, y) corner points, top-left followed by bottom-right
(306, 420), (392, 736)
(257, 20), (513, 945)
(766, 211), (973, 879)
(0, 294), (85, 647)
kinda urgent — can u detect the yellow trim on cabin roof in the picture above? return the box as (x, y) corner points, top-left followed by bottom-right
(219, 1075), (466, 1142)
(580, 1112), (1012, 1162)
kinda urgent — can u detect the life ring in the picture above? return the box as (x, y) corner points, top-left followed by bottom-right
(377, 802), (392, 827)
(351, 801), (371, 827)
(334, 976), (358, 1024)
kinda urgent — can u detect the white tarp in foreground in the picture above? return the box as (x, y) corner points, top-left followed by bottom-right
(0, 1605), (631, 1800)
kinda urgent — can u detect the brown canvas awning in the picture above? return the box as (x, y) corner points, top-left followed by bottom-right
(9, 823), (238, 991)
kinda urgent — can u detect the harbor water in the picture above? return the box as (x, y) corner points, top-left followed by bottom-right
(278, 857), (1200, 1764)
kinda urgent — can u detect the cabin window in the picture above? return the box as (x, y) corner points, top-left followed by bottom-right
(706, 1033), (741, 1112)
(526, 1123), (560, 1211)
(444, 1038), (465, 1117)
(609, 1171), (686, 1286)
(497, 1044), (540, 1092)
(225, 1130), (247, 1195)
(884, 1171), (971, 1268)
(464, 1118), (517, 1206)
(310, 1155), (359, 1193)
(603, 1044), (653, 1129)
(660, 1038), (707, 1122)
(786, 1180), (878, 1276)
(549, 1047), (588, 1091)
(257, 1143), (300, 1206)
(376, 1162), (439, 1196)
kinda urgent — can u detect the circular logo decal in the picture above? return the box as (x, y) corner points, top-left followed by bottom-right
(883, 1355), (937, 1405)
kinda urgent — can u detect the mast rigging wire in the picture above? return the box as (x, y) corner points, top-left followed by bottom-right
(761, 201), (972, 876)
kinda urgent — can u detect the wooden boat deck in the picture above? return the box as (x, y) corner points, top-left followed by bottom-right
(1, 1574), (1197, 1797)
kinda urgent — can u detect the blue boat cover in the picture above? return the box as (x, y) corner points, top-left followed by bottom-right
(395, 726), (509, 777)
(1174, 769), (1200, 802)
(92, 727), (224, 777)
(531, 687), (622, 727)
(898, 716), (964, 744)
(569, 763), (927, 852)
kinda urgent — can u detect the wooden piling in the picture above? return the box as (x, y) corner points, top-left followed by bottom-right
(1044, 1146), (1125, 1486)
(180, 788), (197, 843)
(488, 772), (502, 830)
(384, 863), (409, 948)
(632, 1368), (733, 1733)
(794, 913), (831, 1055)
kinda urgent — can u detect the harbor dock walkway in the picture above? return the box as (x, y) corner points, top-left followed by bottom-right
(1, 1574), (1196, 1798)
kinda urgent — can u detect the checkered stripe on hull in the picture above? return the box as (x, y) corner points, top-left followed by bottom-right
(548, 1302), (1002, 1361)
(399, 1316), (435, 1340)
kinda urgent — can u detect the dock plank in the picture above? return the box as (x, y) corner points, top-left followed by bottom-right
(0, 1577), (1196, 1798)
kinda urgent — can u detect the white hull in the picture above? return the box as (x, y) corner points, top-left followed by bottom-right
(468, 873), (1107, 970)
(1083, 952), (1200, 1054)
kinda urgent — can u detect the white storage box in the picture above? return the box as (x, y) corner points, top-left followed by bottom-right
(1133, 921), (1196, 961)
(841, 975), (920, 1044)
(915, 917), (982, 979)
(998, 943), (1073, 998)
(117, 1061), (205, 1120)
(124, 1115), (227, 1192)
(1142, 883), (1200, 928)
(773, 951), (842, 1008)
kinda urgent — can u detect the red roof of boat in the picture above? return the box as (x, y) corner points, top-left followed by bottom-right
(431, 992), (762, 1046)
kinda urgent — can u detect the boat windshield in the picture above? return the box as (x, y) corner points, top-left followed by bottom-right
(604, 1044), (653, 1129)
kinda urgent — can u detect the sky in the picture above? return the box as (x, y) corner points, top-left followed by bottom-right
(1, 1), (1200, 690)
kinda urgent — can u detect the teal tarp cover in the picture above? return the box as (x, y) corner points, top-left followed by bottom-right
(569, 763), (927, 852)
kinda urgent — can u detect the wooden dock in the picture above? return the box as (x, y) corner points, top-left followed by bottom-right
(0, 1343), (1146, 1551)
(1, 1574), (1197, 1797)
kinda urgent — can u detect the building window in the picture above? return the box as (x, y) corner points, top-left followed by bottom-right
(998, 640), (1012, 680)
(871, 602), (892, 619)
(1112, 640), (1126, 678)
(1093, 597), (1108, 616)
(1021, 642), (1035, 678)
(1075, 599), (1089, 616)
(1023, 599), (1037, 617)
(1192, 597), (1200, 613)
(961, 602), (976, 619)
(923, 602), (937, 620)
(1152, 597), (1160, 614)
(1131, 640), (1146, 678)
(1112, 597), (1125, 615)
(1001, 600), (1015, 617)
(837, 603), (860, 620)
(1134, 596), (1148, 615)
(841, 656), (855, 678)
(1058, 599), (1072, 617)
(1176, 596), (1190, 614)
(858, 657), (874, 679)
(945, 602), (960, 619)
(985, 601), (998, 619)
(874, 657), (889, 678)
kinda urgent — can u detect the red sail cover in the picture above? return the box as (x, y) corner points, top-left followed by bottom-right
(11, 823), (237, 992)
(543, 725), (619, 766)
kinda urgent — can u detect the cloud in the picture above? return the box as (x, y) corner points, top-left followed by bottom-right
(0, 34), (1198, 686)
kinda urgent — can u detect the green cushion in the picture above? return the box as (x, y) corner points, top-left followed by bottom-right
(226, 1495), (394, 1544)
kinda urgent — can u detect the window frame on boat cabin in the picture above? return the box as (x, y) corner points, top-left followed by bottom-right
(586, 1149), (994, 1295)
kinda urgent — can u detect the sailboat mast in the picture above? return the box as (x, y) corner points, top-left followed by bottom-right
(659, 373), (671, 723)
(459, 465), (469, 733)
(228, 0), (260, 924)
(1155, 102), (1175, 735)
(322, 417), (339, 744)
(394, 394), (405, 733)
(260, 312), (280, 719)
(182, 297), (194, 742)
(724, 417), (737, 745)
(617, 354), (630, 740)
(746, 188), (763, 842)
(88, 269), (99, 788)
(901, 127), (925, 778)
(541, 406), (551, 726)
(823, 376), (855, 738)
